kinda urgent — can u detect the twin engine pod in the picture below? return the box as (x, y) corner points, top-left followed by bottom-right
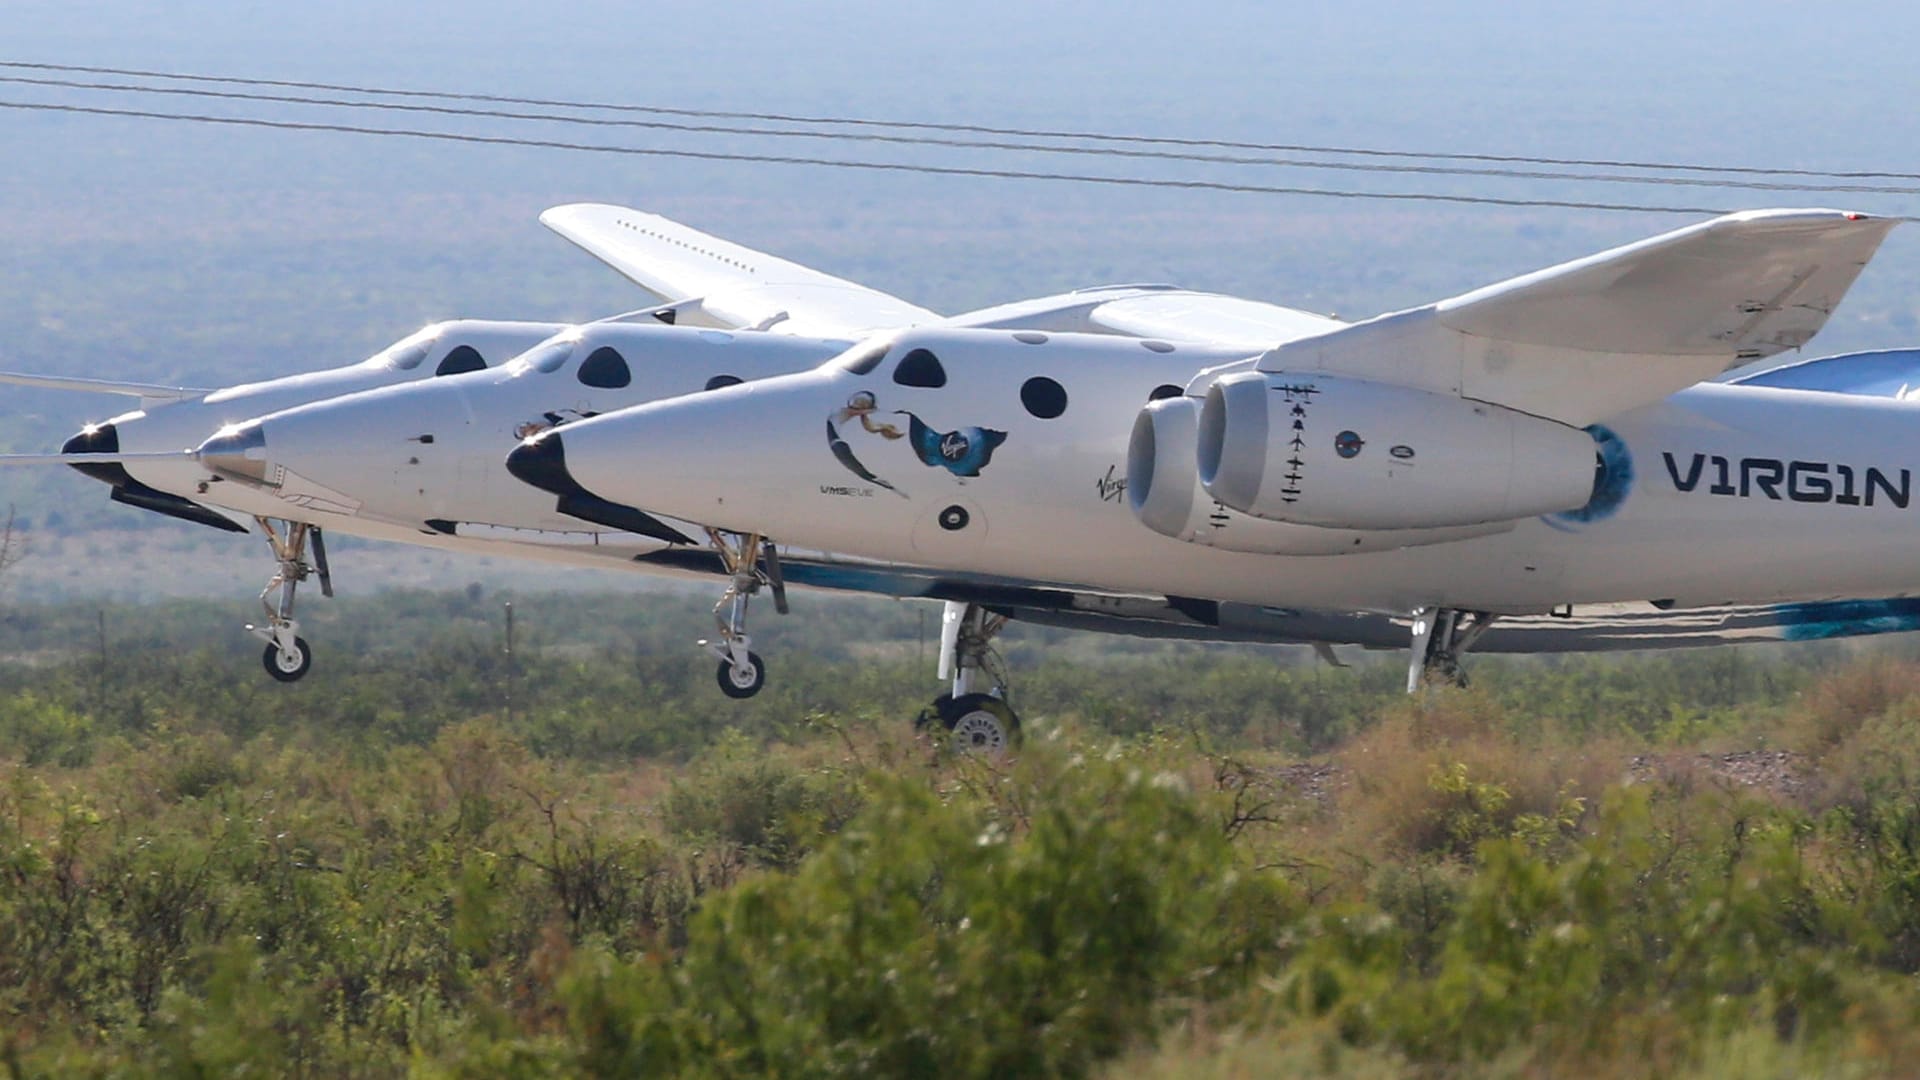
(1128, 372), (1599, 552)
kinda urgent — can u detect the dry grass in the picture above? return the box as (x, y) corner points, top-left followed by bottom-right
(1329, 685), (1628, 862)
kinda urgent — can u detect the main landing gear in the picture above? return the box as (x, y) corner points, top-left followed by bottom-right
(245, 517), (331, 683)
(691, 533), (1016, 752)
(698, 529), (787, 699)
(916, 601), (1020, 752)
(1407, 606), (1495, 692)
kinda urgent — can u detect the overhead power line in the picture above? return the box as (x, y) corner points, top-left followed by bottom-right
(5, 72), (1920, 199)
(3, 58), (1916, 184)
(0, 98), (1757, 217)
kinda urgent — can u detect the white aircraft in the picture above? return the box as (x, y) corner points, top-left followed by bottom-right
(15, 204), (1913, 749)
(0, 200), (960, 679)
(503, 209), (1913, 745)
(4, 203), (1341, 684)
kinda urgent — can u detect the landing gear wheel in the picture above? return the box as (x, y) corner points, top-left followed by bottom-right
(914, 693), (955, 732)
(716, 651), (766, 699)
(939, 693), (1019, 753)
(262, 637), (312, 683)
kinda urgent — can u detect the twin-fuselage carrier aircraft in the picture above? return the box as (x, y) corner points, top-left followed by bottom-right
(7, 204), (1912, 750)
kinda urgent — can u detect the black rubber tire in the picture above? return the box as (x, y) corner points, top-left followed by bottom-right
(914, 693), (955, 731)
(716, 651), (766, 699)
(938, 692), (1020, 753)
(262, 637), (312, 683)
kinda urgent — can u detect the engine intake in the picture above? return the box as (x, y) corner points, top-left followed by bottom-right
(1128, 395), (1517, 555)
(1197, 372), (1595, 529)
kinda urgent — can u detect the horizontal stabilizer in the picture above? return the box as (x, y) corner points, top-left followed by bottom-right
(0, 370), (208, 400)
(541, 203), (938, 339)
(1260, 209), (1898, 425)
(0, 450), (197, 466)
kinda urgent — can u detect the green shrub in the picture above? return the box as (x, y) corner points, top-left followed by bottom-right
(556, 745), (1298, 1078)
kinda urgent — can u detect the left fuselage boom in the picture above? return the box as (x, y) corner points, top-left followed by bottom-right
(526, 328), (1920, 616)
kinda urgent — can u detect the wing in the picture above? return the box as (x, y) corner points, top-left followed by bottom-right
(541, 203), (940, 339)
(1259, 209), (1898, 425)
(949, 284), (1343, 345)
(0, 370), (208, 401)
(913, 588), (1920, 653)
(623, 546), (1920, 653)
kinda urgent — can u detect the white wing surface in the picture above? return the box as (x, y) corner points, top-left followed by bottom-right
(1082, 291), (1343, 344)
(0, 371), (208, 401)
(541, 203), (939, 339)
(1258, 209), (1897, 425)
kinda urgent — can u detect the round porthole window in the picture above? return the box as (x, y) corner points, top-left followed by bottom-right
(1020, 376), (1067, 419)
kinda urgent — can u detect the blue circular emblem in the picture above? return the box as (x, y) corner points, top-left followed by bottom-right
(939, 432), (971, 462)
(1334, 430), (1365, 459)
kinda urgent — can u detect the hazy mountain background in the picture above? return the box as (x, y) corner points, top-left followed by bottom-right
(5, 0), (1920, 597)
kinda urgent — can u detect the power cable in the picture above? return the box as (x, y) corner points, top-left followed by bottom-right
(5, 72), (1920, 198)
(0, 97), (1772, 216)
(4, 58), (1917, 184)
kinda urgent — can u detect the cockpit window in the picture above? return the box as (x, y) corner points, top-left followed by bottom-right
(508, 340), (575, 376)
(434, 345), (487, 377)
(383, 337), (436, 371)
(834, 340), (890, 376)
(892, 347), (947, 389)
(577, 346), (632, 389)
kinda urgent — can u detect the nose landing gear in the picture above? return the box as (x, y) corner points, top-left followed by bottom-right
(916, 601), (1020, 751)
(244, 517), (331, 683)
(699, 529), (787, 699)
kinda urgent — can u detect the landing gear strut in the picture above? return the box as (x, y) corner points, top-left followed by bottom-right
(699, 529), (787, 699)
(917, 601), (1020, 751)
(245, 517), (331, 683)
(1407, 606), (1495, 692)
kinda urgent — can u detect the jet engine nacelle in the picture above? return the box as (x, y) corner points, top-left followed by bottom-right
(1127, 395), (1516, 555)
(1197, 371), (1596, 529)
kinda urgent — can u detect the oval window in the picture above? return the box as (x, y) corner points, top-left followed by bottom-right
(577, 346), (632, 389)
(892, 348), (947, 388)
(385, 337), (435, 370)
(1020, 375), (1068, 419)
(835, 341), (890, 375)
(434, 345), (487, 377)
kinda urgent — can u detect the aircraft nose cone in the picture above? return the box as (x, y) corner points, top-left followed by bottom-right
(506, 433), (582, 497)
(196, 421), (273, 485)
(62, 422), (130, 486)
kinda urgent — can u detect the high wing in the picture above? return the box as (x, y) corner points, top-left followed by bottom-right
(948, 284), (1343, 344)
(541, 203), (940, 339)
(1258, 209), (1898, 425)
(0, 370), (209, 402)
(624, 545), (1920, 653)
(1007, 594), (1920, 651)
